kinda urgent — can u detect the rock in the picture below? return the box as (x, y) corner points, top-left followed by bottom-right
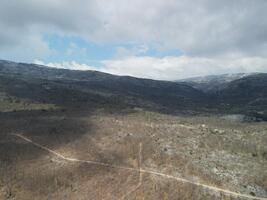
(213, 129), (225, 134)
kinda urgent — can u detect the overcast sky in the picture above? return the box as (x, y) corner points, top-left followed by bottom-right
(0, 0), (267, 80)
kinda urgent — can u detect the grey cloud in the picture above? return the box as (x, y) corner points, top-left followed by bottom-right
(0, 0), (267, 60)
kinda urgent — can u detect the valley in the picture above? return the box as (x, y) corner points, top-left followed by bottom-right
(0, 60), (266, 200)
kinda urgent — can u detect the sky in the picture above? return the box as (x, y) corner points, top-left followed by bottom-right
(0, 0), (267, 80)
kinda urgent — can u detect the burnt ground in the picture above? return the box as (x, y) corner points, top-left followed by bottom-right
(0, 108), (266, 200)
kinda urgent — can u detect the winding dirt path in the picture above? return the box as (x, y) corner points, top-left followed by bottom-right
(13, 133), (267, 200)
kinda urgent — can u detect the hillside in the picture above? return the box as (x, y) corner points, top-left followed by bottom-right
(177, 73), (252, 93)
(177, 73), (267, 118)
(215, 73), (267, 118)
(0, 60), (205, 113)
(1, 60), (267, 116)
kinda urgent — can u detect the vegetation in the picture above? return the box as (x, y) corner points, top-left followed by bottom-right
(0, 92), (58, 112)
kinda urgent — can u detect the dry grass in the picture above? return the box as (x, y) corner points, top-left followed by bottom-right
(0, 109), (266, 199)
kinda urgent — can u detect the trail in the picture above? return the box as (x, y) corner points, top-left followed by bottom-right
(13, 133), (267, 200)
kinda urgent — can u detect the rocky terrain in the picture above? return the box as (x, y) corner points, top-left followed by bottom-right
(1, 110), (266, 200)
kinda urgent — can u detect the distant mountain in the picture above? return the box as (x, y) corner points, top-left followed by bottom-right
(1, 60), (267, 118)
(177, 72), (267, 108)
(213, 73), (267, 120)
(0, 60), (205, 113)
(177, 73), (253, 93)
(217, 73), (267, 106)
(176, 72), (267, 119)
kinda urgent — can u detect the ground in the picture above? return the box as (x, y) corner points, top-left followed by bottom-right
(0, 109), (266, 200)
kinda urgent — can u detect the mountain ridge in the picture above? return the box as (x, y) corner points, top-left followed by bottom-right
(176, 73), (256, 93)
(0, 60), (205, 113)
(1, 60), (267, 119)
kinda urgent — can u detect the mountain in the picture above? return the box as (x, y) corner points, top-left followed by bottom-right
(177, 72), (267, 119)
(216, 73), (267, 116)
(0, 60), (205, 113)
(1, 60), (267, 118)
(178, 73), (252, 93)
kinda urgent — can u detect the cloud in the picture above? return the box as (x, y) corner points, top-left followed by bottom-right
(1, 0), (267, 80)
(102, 56), (267, 80)
(0, 33), (52, 62)
(115, 45), (149, 58)
(36, 56), (267, 80)
(1, 0), (267, 58)
(34, 60), (96, 71)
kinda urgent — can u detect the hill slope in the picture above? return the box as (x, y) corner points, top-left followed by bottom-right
(0, 60), (205, 113)
(1, 60), (267, 117)
(216, 73), (267, 115)
(178, 73), (252, 93)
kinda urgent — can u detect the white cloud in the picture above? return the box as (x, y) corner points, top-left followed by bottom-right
(36, 56), (267, 80)
(34, 60), (96, 71)
(102, 56), (267, 80)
